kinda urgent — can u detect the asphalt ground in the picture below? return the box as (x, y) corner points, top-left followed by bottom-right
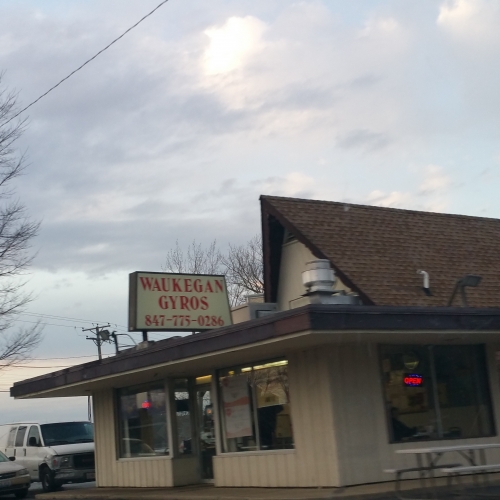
(28, 482), (500, 500)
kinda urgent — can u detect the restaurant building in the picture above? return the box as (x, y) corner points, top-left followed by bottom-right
(10, 195), (500, 488)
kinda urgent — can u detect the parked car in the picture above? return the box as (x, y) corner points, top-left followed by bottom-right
(0, 450), (30, 498)
(0, 421), (95, 492)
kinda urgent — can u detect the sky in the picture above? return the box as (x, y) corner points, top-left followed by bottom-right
(1, 0), (500, 421)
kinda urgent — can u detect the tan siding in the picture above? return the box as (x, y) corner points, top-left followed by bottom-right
(212, 347), (339, 487)
(277, 240), (352, 311)
(93, 388), (175, 487)
(331, 342), (500, 486)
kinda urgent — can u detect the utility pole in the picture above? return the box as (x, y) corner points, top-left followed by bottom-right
(83, 324), (112, 360)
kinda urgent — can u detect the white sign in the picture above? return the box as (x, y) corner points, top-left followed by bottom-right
(129, 272), (232, 331)
(221, 375), (253, 439)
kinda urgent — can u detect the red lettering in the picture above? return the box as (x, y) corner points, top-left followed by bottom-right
(169, 296), (178, 309)
(205, 281), (213, 293)
(180, 296), (189, 310)
(190, 296), (200, 310)
(173, 279), (182, 292)
(215, 280), (224, 292)
(140, 277), (154, 290)
(158, 296), (169, 309)
(160, 278), (170, 291)
(152, 278), (161, 292)
(185, 279), (192, 293)
(200, 296), (209, 310)
(194, 279), (203, 293)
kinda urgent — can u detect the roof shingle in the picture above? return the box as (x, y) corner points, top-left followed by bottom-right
(261, 196), (500, 307)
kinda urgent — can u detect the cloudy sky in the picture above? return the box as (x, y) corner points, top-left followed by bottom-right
(1, 0), (500, 421)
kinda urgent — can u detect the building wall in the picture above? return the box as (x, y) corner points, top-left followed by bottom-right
(277, 240), (352, 311)
(93, 389), (198, 487)
(330, 342), (500, 486)
(92, 341), (500, 489)
(213, 347), (341, 487)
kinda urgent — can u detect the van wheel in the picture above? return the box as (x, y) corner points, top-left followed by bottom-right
(41, 468), (56, 492)
(14, 489), (28, 499)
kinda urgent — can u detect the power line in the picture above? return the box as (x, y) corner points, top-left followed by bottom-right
(23, 311), (128, 329)
(0, 364), (76, 369)
(4, 0), (170, 126)
(20, 355), (98, 361)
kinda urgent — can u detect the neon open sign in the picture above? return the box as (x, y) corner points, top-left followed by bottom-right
(404, 374), (423, 387)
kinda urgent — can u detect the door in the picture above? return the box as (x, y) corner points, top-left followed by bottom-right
(196, 382), (215, 481)
(23, 425), (44, 480)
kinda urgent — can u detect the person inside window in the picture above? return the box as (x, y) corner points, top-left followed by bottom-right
(391, 407), (417, 442)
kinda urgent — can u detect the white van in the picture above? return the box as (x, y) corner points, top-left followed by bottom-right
(0, 421), (95, 492)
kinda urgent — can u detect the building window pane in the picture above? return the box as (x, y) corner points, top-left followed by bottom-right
(381, 344), (495, 443)
(219, 359), (294, 453)
(174, 378), (192, 455)
(117, 382), (168, 458)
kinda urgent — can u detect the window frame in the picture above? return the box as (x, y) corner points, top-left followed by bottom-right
(115, 379), (170, 459)
(217, 357), (293, 453)
(379, 343), (496, 444)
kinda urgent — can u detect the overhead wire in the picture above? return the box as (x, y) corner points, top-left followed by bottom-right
(3, 0), (170, 126)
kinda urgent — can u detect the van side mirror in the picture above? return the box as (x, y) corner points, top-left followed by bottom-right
(8, 456), (15, 461)
(28, 437), (38, 447)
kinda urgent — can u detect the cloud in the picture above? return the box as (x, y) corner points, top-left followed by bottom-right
(203, 16), (268, 75)
(337, 129), (391, 152)
(366, 190), (413, 208)
(437, 0), (500, 43)
(419, 164), (452, 195)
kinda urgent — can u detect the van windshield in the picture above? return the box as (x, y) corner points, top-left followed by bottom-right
(40, 422), (94, 446)
(0, 451), (9, 462)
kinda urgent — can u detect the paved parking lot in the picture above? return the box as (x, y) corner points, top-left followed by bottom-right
(24, 481), (96, 499)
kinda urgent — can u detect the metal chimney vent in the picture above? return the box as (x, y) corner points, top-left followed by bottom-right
(302, 259), (335, 293)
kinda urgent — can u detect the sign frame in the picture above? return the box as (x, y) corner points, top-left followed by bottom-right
(128, 271), (232, 332)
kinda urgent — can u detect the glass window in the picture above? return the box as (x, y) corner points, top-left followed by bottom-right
(40, 422), (93, 445)
(15, 426), (27, 447)
(218, 359), (293, 452)
(381, 344), (495, 443)
(7, 427), (17, 447)
(27, 426), (41, 447)
(117, 382), (168, 458)
(174, 378), (192, 455)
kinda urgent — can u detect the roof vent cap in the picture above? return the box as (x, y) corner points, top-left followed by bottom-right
(302, 259), (335, 293)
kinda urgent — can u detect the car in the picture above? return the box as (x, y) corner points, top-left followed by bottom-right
(0, 421), (95, 492)
(0, 451), (30, 499)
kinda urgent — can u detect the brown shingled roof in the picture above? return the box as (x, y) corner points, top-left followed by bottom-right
(261, 195), (500, 307)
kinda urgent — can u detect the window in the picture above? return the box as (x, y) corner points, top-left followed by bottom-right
(40, 422), (93, 446)
(7, 427), (17, 447)
(27, 426), (41, 447)
(15, 426), (27, 447)
(381, 345), (495, 443)
(218, 359), (293, 452)
(117, 382), (168, 458)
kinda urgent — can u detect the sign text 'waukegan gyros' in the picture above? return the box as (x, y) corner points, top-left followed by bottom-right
(129, 272), (232, 331)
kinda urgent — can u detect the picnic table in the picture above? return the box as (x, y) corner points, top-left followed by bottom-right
(385, 442), (500, 499)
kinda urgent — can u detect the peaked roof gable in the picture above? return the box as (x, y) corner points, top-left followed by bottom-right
(261, 195), (500, 307)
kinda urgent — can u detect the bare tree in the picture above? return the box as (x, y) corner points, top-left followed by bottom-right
(221, 235), (264, 306)
(0, 76), (42, 369)
(162, 236), (264, 306)
(164, 240), (223, 275)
